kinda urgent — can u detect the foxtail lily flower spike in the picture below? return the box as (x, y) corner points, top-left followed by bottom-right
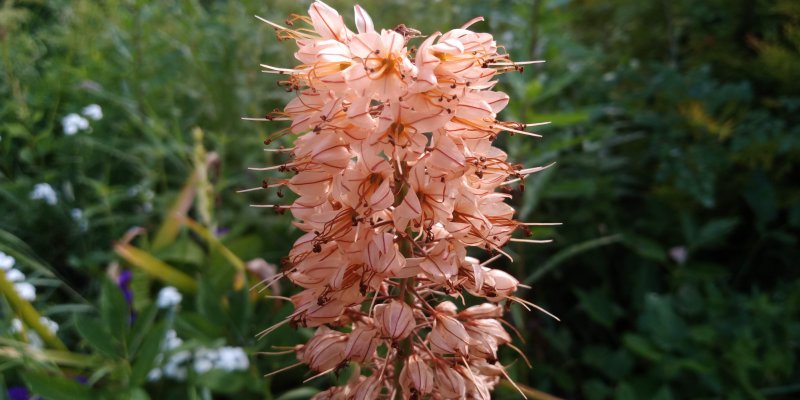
(249, 2), (559, 398)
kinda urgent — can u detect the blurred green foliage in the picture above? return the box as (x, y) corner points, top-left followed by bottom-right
(0, 0), (798, 399)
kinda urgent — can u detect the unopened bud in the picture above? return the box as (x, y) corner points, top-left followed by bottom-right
(375, 300), (416, 341)
(428, 314), (470, 356)
(399, 354), (434, 396)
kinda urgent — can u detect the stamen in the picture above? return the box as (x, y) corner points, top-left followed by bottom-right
(263, 361), (303, 377)
(509, 238), (553, 244)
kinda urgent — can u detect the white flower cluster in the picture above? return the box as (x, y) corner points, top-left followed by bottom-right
(148, 330), (250, 381)
(30, 183), (58, 205)
(9, 316), (59, 348)
(193, 346), (250, 374)
(61, 104), (102, 135)
(1, 251), (37, 301)
(148, 330), (191, 381)
(156, 286), (182, 308)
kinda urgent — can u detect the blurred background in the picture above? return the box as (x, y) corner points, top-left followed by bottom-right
(1, 0), (799, 398)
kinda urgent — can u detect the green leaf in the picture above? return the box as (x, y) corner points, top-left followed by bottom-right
(529, 111), (590, 126)
(614, 383), (637, 400)
(114, 243), (197, 292)
(274, 387), (321, 400)
(0, 228), (55, 277)
(693, 218), (739, 250)
(74, 314), (120, 358)
(101, 278), (129, 343)
(130, 304), (159, 354)
(130, 322), (168, 386)
(638, 294), (687, 350)
(176, 312), (223, 340)
(128, 388), (150, 400)
(23, 371), (93, 400)
(622, 334), (662, 362)
(196, 278), (226, 328)
(622, 234), (667, 263)
(197, 369), (247, 394)
(523, 235), (622, 284)
(575, 288), (624, 329)
(155, 235), (206, 266)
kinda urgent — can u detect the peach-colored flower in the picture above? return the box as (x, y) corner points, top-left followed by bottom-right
(434, 362), (467, 399)
(399, 354), (434, 397)
(252, 2), (558, 398)
(375, 299), (415, 341)
(428, 313), (470, 356)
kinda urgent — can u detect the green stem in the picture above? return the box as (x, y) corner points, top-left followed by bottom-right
(0, 269), (67, 350)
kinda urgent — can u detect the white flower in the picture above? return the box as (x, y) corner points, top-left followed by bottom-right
(10, 318), (23, 333)
(14, 282), (36, 301)
(81, 104), (103, 121)
(71, 208), (89, 232)
(30, 183), (58, 205)
(156, 286), (182, 308)
(215, 347), (249, 371)
(164, 329), (183, 349)
(5, 268), (25, 282)
(669, 246), (688, 265)
(61, 113), (89, 135)
(8, 317), (56, 349)
(0, 252), (14, 270)
(193, 348), (216, 374)
(146, 368), (162, 381)
(163, 350), (191, 380)
(40, 316), (59, 334)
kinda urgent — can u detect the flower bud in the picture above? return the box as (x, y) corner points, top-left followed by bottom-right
(352, 375), (381, 400)
(344, 326), (381, 363)
(435, 300), (458, 316)
(375, 300), (416, 341)
(298, 327), (347, 372)
(399, 354), (434, 397)
(458, 303), (503, 319)
(467, 318), (510, 345)
(428, 314), (470, 356)
(485, 268), (518, 301)
(434, 363), (466, 399)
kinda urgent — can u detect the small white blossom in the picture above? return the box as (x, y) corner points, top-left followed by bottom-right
(0, 252), (14, 270)
(8, 317), (57, 349)
(11, 318), (23, 333)
(164, 329), (183, 349)
(157, 286), (182, 308)
(669, 246), (688, 265)
(215, 347), (249, 371)
(40, 316), (59, 334)
(14, 282), (36, 301)
(30, 183), (58, 205)
(5, 268), (25, 282)
(71, 208), (89, 232)
(193, 348), (217, 374)
(81, 104), (103, 121)
(192, 346), (249, 374)
(61, 113), (89, 135)
(163, 350), (191, 380)
(149, 330), (193, 382)
(146, 368), (162, 381)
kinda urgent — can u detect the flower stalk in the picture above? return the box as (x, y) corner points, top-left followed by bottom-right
(249, 2), (557, 398)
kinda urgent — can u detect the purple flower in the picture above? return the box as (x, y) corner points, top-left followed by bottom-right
(117, 270), (133, 304)
(116, 269), (136, 323)
(7, 386), (30, 400)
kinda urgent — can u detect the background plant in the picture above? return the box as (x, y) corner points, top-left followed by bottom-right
(0, 0), (798, 399)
